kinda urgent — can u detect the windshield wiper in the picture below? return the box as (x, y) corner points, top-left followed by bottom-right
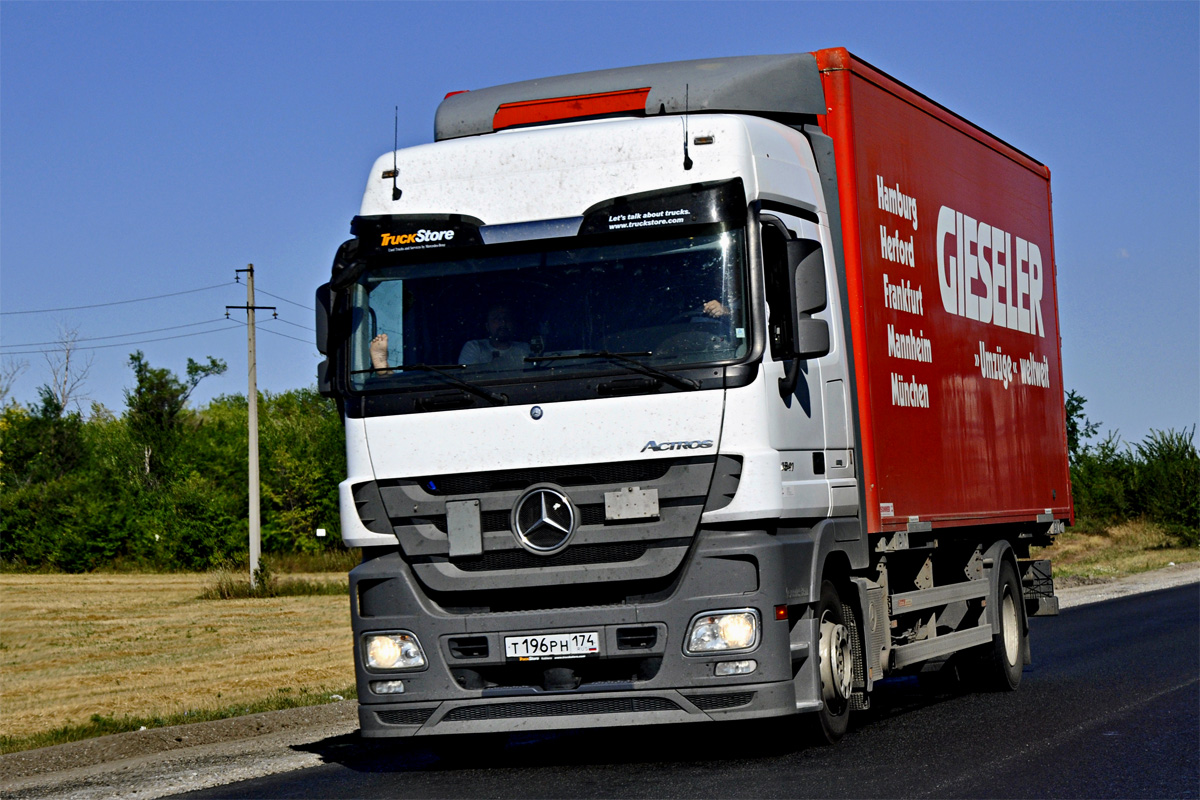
(526, 351), (700, 390)
(350, 363), (508, 405)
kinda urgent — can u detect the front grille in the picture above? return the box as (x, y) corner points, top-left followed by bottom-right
(415, 460), (674, 496)
(442, 696), (679, 722)
(376, 708), (434, 726)
(686, 692), (756, 711)
(450, 541), (651, 572)
(426, 504), (606, 534)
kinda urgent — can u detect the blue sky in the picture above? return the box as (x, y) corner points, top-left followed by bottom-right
(2, 1), (1197, 443)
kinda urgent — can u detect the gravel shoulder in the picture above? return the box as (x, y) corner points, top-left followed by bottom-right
(3, 561), (1197, 799)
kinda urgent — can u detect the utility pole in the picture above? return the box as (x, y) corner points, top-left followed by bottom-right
(227, 265), (275, 589)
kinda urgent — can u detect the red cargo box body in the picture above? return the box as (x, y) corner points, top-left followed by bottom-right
(815, 49), (1073, 534)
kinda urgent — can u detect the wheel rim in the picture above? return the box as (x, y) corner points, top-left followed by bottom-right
(819, 612), (853, 705)
(1000, 589), (1019, 666)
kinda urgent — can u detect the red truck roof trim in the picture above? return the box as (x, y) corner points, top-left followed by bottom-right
(815, 48), (1048, 178)
(492, 87), (650, 131)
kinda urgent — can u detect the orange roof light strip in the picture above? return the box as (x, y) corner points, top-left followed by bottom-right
(493, 87), (651, 131)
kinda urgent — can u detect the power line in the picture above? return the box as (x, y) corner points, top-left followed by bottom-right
(0, 324), (239, 355)
(270, 317), (315, 333)
(0, 282), (233, 316)
(262, 328), (316, 346)
(255, 288), (308, 310)
(229, 317), (315, 346)
(1, 318), (229, 349)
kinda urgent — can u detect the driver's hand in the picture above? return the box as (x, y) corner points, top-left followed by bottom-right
(703, 300), (729, 318)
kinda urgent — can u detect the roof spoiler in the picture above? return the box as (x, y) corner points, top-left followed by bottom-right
(434, 53), (825, 141)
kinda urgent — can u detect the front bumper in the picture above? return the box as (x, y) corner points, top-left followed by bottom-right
(351, 529), (818, 737)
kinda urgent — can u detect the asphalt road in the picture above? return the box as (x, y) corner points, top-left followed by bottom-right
(182, 584), (1199, 799)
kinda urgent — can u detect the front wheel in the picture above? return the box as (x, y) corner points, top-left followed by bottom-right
(807, 580), (853, 743)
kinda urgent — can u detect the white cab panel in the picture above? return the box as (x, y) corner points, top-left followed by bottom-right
(341, 416), (395, 548)
(363, 390), (725, 480)
(361, 116), (758, 223)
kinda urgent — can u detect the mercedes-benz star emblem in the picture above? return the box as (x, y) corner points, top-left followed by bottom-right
(512, 486), (576, 554)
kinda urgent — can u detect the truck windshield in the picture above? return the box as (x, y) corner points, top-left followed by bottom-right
(347, 228), (747, 391)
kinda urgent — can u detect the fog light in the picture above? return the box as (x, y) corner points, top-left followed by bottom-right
(365, 632), (426, 670)
(370, 680), (406, 694)
(715, 659), (757, 676)
(685, 609), (760, 654)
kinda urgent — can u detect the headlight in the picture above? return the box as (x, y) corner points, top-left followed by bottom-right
(365, 632), (426, 670)
(685, 609), (760, 654)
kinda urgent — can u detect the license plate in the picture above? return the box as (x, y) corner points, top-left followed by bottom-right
(504, 631), (600, 661)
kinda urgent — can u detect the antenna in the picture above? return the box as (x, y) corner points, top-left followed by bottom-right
(391, 106), (402, 201)
(682, 84), (693, 171)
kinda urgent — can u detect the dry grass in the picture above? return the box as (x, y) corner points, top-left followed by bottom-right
(1034, 519), (1199, 585)
(0, 524), (1192, 750)
(0, 573), (353, 740)
(198, 562), (347, 599)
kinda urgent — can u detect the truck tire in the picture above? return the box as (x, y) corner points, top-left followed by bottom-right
(807, 580), (853, 743)
(976, 558), (1025, 691)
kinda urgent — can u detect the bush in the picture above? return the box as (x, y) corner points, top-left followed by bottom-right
(1133, 426), (1199, 543)
(1071, 426), (1199, 546)
(2, 351), (346, 572)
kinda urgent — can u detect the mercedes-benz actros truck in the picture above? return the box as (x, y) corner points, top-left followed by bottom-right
(316, 49), (1070, 742)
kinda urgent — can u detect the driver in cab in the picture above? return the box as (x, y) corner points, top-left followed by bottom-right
(369, 303), (530, 374)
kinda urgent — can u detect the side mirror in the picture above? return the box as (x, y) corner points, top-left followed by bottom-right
(315, 283), (332, 356)
(787, 239), (827, 315)
(315, 283), (339, 399)
(779, 238), (830, 398)
(784, 239), (830, 359)
(793, 317), (830, 359)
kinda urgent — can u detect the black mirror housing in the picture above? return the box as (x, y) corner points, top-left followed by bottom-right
(784, 239), (830, 359)
(786, 239), (827, 314)
(794, 317), (830, 359)
(315, 283), (332, 355)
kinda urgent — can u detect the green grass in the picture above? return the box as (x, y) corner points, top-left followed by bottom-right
(0, 685), (357, 755)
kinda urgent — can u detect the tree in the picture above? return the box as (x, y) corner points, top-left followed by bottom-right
(43, 323), (93, 412)
(0, 358), (28, 407)
(0, 386), (85, 489)
(1065, 389), (1100, 465)
(123, 351), (226, 482)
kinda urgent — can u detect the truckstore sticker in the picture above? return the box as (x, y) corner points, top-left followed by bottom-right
(380, 229), (457, 252)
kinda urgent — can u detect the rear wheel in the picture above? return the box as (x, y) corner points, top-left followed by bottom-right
(807, 580), (853, 743)
(974, 559), (1025, 691)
